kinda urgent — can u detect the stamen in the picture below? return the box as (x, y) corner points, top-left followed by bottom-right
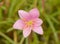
(26, 21), (33, 26)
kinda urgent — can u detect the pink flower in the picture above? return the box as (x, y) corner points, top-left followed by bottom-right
(13, 8), (43, 38)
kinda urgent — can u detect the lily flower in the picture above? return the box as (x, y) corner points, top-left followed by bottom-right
(13, 8), (43, 38)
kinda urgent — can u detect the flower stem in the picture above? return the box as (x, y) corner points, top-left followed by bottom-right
(14, 30), (17, 44)
(19, 37), (25, 44)
(28, 32), (33, 44)
(25, 38), (28, 44)
(34, 0), (37, 7)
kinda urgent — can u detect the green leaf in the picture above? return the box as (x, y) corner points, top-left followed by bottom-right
(32, 33), (39, 44)
(49, 15), (59, 24)
(0, 8), (3, 21)
(7, 28), (13, 32)
(44, 14), (59, 44)
(0, 32), (14, 44)
(8, 0), (18, 18)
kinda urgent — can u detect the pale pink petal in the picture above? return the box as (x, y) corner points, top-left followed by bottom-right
(33, 18), (43, 27)
(29, 8), (39, 18)
(33, 26), (43, 35)
(23, 27), (31, 38)
(18, 10), (31, 20)
(13, 19), (25, 30)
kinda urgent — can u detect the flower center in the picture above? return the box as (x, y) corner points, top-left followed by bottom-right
(27, 21), (33, 25)
(25, 21), (33, 26)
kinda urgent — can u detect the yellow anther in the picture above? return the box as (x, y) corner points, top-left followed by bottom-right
(26, 21), (33, 26)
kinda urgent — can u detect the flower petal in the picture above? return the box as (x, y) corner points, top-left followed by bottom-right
(23, 27), (31, 38)
(33, 26), (43, 35)
(18, 10), (31, 20)
(33, 18), (43, 27)
(29, 8), (39, 18)
(13, 19), (25, 30)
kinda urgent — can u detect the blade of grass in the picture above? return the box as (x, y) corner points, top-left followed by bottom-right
(44, 14), (59, 44)
(12, 0), (26, 16)
(8, 0), (17, 18)
(44, 27), (52, 44)
(19, 37), (25, 44)
(51, 11), (60, 17)
(50, 15), (59, 24)
(33, 33), (39, 44)
(0, 32), (14, 44)
(0, 19), (14, 24)
(0, 21), (7, 24)
(8, 0), (25, 19)
(1, 5), (6, 10)
(7, 28), (13, 32)
(0, 7), (3, 21)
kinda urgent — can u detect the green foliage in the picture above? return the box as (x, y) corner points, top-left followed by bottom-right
(0, 0), (60, 44)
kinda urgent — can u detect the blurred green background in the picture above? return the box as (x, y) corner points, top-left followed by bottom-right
(0, 0), (60, 44)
